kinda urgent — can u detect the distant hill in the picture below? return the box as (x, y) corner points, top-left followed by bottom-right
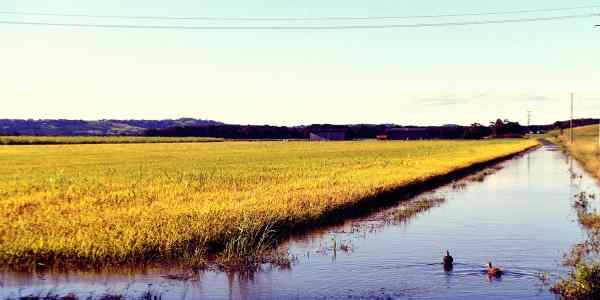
(0, 118), (223, 136)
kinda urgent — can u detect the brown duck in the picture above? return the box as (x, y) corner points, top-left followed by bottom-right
(486, 262), (503, 277)
(443, 250), (453, 270)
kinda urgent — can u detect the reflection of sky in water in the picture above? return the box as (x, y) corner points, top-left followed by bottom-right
(1, 145), (597, 299)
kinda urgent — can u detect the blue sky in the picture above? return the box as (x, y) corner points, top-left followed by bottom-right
(1, 1), (599, 125)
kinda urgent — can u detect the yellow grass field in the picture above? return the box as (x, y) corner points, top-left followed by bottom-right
(0, 139), (537, 268)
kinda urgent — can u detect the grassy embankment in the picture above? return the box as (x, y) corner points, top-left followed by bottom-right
(549, 125), (600, 299)
(549, 124), (600, 178)
(549, 125), (600, 229)
(0, 136), (223, 145)
(0, 139), (536, 269)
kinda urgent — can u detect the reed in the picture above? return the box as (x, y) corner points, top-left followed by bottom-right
(551, 262), (600, 300)
(553, 190), (600, 299)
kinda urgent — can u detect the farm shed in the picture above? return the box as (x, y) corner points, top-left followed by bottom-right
(309, 130), (347, 141)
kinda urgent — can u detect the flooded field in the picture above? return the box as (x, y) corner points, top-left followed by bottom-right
(2, 144), (597, 299)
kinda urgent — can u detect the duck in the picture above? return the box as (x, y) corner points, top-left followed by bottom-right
(443, 250), (453, 270)
(486, 262), (503, 277)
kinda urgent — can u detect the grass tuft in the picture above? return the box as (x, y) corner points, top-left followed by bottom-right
(551, 262), (600, 300)
(218, 222), (277, 267)
(384, 196), (445, 224)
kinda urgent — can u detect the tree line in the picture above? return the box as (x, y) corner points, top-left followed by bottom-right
(146, 119), (538, 140)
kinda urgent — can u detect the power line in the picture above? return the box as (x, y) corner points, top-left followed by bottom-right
(0, 5), (599, 21)
(0, 13), (597, 30)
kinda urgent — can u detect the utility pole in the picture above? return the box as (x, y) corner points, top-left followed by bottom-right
(594, 23), (600, 148)
(570, 93), (574, 144)
(527, 110), (531, 134)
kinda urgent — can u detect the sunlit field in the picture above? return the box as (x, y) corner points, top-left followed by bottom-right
(0, 135), (223, 145)
(0, 139), (537, 268)
(551, 124), (600, 179)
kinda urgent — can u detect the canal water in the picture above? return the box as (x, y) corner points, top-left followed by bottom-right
(2, 144), (599, 299)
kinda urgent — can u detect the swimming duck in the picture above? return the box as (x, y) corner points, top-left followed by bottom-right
(486, 262), (503, 277)
(443, 250), (453, 270)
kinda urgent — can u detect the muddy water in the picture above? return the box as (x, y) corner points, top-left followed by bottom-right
(2, 144), (598, 299)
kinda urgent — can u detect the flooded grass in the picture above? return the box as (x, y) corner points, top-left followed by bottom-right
(217, 223), (277, 267)
(449, 165), (503, 190)
(451, 181), (467, 190)
(304, 195), (448, 260)
(465, 165), (504, 183)
(14, 293), (77, 300)
(12, 291), (163, 300)
(160, 271), (201, 281)
(11, 286), (164, 300)
(384, 196), (446, 224)
(215, 222), (295, 271)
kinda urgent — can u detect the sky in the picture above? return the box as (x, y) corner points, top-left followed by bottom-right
(1, 1), (599, 126)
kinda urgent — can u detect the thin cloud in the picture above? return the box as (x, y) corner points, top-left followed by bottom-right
(514, 94), (556, 102)
(582, 97), (600, 102)
(416, 96), (471, 106)
(580, 97), (600, 109)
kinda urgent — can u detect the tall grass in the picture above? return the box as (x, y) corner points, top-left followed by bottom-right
(0, 139), (537, 268)
(219, 222), (277, 267)
(550, 125), (600, 179)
